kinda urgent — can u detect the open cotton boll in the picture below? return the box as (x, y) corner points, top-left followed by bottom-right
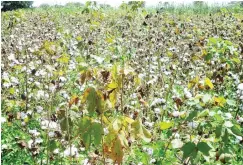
(36, 106), (43, 113)
(154, 108), (161, 114)
(150, 159), (156, 163)
(188, 121), (198, 129)
(48, 132), (55, 138)
(144, 121), (154, 128)
(237, 83), (243, 91)
(28, 140), (34, 149)
(1, 117), (7, 123)
(53, 149), (59, 154)
(35, 137), (43, 144)
(36, 90), (45, 99)
(172, 111), (180, 117)
(184, 88), (192, 99)
(146, 148), (153, 156)
(151, 98), (166, 107)
(29, 129), (40, 137)
(64, 145), (78, 157)
(8, 53), (16, 61)
(224, 113), (232, 119)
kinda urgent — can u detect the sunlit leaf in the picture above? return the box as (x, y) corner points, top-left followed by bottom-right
(204, 77), (214, 89)
(160, 121), (173, 130)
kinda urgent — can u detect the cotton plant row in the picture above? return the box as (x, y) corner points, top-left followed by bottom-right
(1, 5), (243, 165)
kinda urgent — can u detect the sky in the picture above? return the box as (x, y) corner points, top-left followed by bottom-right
(32, 0), (237, 7)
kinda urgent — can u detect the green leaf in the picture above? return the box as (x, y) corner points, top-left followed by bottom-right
(77, 118), (103, 149)
(197, 142), (211, 156)
(186, 111), (198, 121)
(160, 121), (173, 130)
(222, 129), (229, 144)
(181, 142), (196, 159)
(231, 57), (241, 64)
(231, 125), (242, 136)
(215, 125), (222, 138)
(204, 53), (213, 61)
(86, 87), (97, 115)
(198, 109), (209, 118)
(60, 117), (72, 132)
(91, 122), (104, 146)
(48, 140), (58, 152)
(83, 131), (91, 148)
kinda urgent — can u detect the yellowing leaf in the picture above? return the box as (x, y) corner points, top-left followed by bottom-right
(160, 121), (173, 130)
(106, 38), (114, 43)
(231, 58), (241, 64)
(214, 96), (226, 107)
(58, 55), (69, 64)
(9, 88), (15, 94)
(166, 51), (173, 57)
(69, 96), (79, 108)
(109, 90), (117, 108)
(110, 137), (124, 165)
(204, 77), (214, 89)
(124, 117), (134, 124)
(107, 82), (118, 89)
(131, 119), (151, 142)
(188, 76), (199, 89)
(76, 36), (82, 41)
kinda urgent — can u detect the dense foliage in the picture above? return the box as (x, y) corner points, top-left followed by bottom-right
(1, 2), (243, 165)
(1, 1), (33, 12)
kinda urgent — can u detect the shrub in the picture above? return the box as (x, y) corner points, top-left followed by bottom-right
(1, 1), (33, 12)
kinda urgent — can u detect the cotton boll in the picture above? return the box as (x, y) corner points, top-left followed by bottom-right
(184, 88), (192, 99)
(151, 98), (166, 107)
(237, 83), (243, 91)
(35, 138), (43, 144)
(225, 113), (232, 119)
(36, 106), (43, 113)
(147, 148), (153, 156)
(188, 122), (198, 129)
(37, 90), (45, 99)
(237, 117), (243, 123)
(28, 140), (34, 149)
(64, 145), (78, 157)
(49, 84), (56, 92)
(8, 53), (15, 61)
(59, 76), (67, 82)
(10, 77), (19, 85)
(103, 128), (109, 135)
(53, 149), (59, 154)
(3, 82), (11, 88)
(29, 129), (40, 137)
(48, 132), (55, 138)
(20, 112), (27, 119)
(49, 121), (58, 129)
(172, 111), (180, 117)
(154, 108), (161, 114)
(1, 117), (7, 123)
(150, 159), (156, 163)
(144, 121), (154, 128)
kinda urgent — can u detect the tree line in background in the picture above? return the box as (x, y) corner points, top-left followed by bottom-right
(1, 1), (33, 11)
(1, 1), (243, 12)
